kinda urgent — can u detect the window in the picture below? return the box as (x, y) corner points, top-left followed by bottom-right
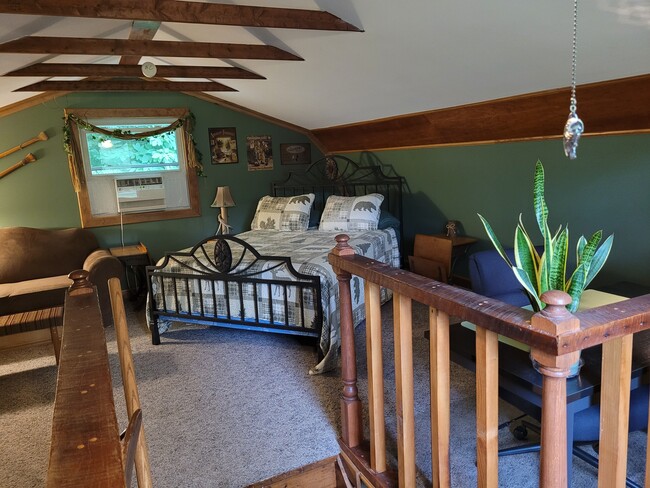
(65, 108), (201, 228)
(85, 122), (181, 176)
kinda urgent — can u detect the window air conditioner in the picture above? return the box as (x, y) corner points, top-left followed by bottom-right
(115, 176), (166, 213)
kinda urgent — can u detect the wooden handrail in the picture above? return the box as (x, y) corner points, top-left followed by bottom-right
(328, 235), (650, 488)
(46, 271), (126, 487)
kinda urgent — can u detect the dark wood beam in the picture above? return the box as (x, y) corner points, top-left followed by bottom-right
(4, 63), (265, 79)
(120, 21), (160, 65)
(0, 0), (362, 31)
(312, 74), (650, 153)
(0, 36), (303, 61)
(14, 79), (237, 92)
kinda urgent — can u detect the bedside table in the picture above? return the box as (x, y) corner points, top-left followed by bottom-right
(109, 243), (151, 302)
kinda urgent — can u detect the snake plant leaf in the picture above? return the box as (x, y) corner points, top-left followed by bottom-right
(518, 215), (541, 265)
(478, 214), (514, 267)
(533, 160), (548, 236)
(511, 266), (544, 311)
(514, 224), (538, 293)
(566, 261), (588, 313)
(579, 230), (603, 271)
(584, 234), (614, 288)
(576, 235), (587, 265)
(549, 227), (569, 291)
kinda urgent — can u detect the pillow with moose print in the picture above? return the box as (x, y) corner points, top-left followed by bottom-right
(319, 193), (384, 231)
(250, 193), (315, 231)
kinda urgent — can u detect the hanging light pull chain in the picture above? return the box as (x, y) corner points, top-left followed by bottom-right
(563, 0), (584, 160)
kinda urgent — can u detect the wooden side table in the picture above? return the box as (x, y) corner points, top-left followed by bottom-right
(109, 243), (151, 303)
(411, 234), (477, 284)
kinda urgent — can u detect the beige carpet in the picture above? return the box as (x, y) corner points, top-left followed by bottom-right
(0, 300), (646, 487)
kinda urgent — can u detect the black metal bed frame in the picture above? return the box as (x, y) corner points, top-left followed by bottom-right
(146, 155), (404, 346)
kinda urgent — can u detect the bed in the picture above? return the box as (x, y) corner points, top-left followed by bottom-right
(146, 156), (404, 374)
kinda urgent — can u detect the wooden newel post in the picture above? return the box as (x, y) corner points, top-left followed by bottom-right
(530, 290), (581, 488)
(67, 269), (94, 296)
(331, 234), (363, 448)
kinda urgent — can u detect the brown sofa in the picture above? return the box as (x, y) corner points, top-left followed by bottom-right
(0, 227), (123, 326)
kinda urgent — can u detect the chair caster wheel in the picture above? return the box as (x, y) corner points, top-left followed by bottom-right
(513, 425), (528, 440)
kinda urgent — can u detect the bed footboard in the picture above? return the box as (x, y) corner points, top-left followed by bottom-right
(146, 235), (323, 346)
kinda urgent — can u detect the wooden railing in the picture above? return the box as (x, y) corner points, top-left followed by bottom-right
(329, 235), (650, 488)
(47, 272), (126, 487)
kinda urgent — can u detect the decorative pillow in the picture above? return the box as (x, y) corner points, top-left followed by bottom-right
(250, 193), (315, 231)
(319, 193), (384, 231)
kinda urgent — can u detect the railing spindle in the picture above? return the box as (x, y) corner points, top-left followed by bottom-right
(332, 235), (362, 448)
(430, 306), (451, 488)
(393, 292), (416, 487)
(476, 326), (499, 488)
(598, 334), (633, 488)
(365, 282), (386, 472)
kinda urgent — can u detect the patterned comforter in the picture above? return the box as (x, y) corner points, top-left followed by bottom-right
(148, 228), (400, 374)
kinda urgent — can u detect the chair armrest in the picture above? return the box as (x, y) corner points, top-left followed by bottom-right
(83, 250), (124, 326)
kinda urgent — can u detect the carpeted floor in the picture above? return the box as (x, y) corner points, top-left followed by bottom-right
(0, 299), (646, 487)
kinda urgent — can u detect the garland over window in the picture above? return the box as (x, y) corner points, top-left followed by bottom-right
(63, 111), (203, 192)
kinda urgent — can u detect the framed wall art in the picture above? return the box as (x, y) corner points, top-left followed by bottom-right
(209, 127), (238, 164)
(246, 135), (273, 171)
(280, 143), (311, 165)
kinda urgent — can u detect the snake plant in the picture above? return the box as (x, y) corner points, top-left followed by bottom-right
(478, 160), (614, 313)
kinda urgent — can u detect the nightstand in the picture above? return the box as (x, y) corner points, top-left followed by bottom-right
(109, 243), (151, 302)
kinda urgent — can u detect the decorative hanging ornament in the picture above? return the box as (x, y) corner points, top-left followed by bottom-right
(563, 0), (584, 160)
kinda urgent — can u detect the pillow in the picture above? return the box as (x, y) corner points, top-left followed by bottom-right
(250, 193), (315, 231)
(319, 193), (384, 231)
(378, 210), (400, 231)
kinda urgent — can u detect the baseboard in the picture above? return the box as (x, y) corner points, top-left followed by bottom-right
(246, 455), (339, 488)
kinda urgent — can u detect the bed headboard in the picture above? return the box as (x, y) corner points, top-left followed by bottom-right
(271, 155), (405, 248)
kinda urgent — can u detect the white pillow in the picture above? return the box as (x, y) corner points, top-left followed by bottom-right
(250, 193), (315, 231)
(319, 193), (384, 231)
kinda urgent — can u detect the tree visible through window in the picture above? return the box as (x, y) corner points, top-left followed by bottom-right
(86, 124), (181, 175)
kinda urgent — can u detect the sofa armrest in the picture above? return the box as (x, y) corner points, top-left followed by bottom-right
(83, 250), (124, 326)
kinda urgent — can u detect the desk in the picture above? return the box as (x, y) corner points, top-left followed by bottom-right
(448, 289), (650, 486)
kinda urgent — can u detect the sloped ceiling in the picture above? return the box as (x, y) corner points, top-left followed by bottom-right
(0, 0), (649, 133)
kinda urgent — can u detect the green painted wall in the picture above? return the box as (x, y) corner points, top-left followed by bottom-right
(0, 92), (321, 260)
(345, 133), (650, 287)
(2, 93), (648, 287)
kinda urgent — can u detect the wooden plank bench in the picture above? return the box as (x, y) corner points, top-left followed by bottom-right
(0, 306), (63, 363)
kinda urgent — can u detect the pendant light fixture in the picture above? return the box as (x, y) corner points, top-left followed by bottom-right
(563, 0), (584, 160)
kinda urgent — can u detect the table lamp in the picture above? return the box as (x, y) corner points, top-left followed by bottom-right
(211, 186), (235, 234)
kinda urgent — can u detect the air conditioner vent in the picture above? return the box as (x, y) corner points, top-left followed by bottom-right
(115, 176), (166, 213)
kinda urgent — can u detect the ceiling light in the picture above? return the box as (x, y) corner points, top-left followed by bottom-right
(141, 62), (157, 78)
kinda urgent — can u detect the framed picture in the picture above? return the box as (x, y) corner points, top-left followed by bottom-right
(246, 135), (273, 171)
(209, 127), (238, 164)
(280, 143), (311, 165)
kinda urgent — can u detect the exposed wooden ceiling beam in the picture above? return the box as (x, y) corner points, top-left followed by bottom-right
(312, 74), (650, 153)
(14, 80), (237, 92)
(3, 63), (265, 79)
(0, 37), (303, 61)
(0, 0), (361, 31)
(120, 21), (160, 65)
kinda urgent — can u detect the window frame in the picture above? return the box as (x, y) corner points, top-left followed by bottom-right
(65, 108), (200, 228)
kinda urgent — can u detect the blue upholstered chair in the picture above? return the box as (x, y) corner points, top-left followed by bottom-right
(468, 248), (649, 487)
(469, 248), (531, 308)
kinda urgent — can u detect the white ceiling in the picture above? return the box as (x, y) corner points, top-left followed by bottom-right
(0, 0), (649, 130)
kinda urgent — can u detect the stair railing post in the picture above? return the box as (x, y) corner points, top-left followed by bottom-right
(331, 234), (363, 448)
(529, 290), (581, 488)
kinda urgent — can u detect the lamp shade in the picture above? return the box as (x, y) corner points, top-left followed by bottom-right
(211, 186), (235, 208)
